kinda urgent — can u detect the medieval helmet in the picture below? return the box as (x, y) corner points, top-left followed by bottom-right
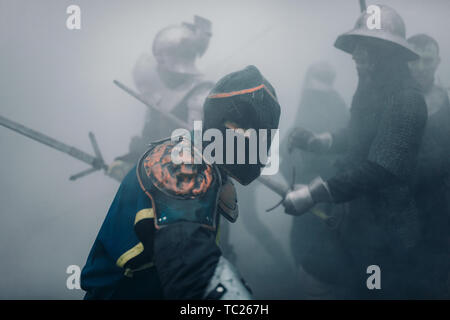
(152, 15), (212, 75)
(202, 66), (281, 185)
(334, 5), (419, 61)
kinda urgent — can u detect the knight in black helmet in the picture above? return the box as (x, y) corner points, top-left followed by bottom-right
(81, 65), (280, 299)
(108, 15), (215, 180)
(283, 5), (427, 298)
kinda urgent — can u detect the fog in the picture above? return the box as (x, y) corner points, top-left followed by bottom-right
(0, 0), (449, 299)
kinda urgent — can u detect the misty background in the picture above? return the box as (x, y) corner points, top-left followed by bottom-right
(0, 0), (449, 299)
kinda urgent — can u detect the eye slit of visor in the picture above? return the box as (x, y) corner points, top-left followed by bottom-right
(224, 121), (254, 139)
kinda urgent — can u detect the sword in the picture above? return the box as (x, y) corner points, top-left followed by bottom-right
(0, 115), (120, 182)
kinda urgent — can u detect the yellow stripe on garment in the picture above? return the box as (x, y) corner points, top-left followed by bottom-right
(115, 209), (156, 272)
(134, 208), (154, 225)
(215, 225), (221, 246)
(124, 262), (155, 278)
(116, 242), (144, 268)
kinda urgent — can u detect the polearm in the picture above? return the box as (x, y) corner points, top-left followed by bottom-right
(113, 79), (191, 130)
(359, 0), (367, 12)
(258, 0), (367, 218)
(258, 0), (364, 222)
(0, 115), (120, 182)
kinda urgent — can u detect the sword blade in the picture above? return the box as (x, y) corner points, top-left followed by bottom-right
(0, 115), (102, 168)
(88, 131), (104, 164)
(70, 167), (100, 181)
(257, 175), (290, 197)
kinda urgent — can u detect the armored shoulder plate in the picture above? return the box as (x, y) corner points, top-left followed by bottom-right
(137, 138), (222, 230)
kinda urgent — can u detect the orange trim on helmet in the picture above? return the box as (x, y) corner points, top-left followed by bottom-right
(207, 84), (277, 102)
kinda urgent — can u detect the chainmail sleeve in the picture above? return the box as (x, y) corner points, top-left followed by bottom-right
(327, 160), (397, 202)
(327, 87), (427, 203)
(367, 88), (427, 179)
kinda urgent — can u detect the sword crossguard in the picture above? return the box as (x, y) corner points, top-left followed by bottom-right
(70, 132), (108, 180)
(70, 167), (101, 181)
(89, 132), (107, 169)
(265, 198), (285, 212)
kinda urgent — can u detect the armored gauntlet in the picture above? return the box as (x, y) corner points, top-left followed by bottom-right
(288, 127), (332, 154)
(283, 177), (333, 216)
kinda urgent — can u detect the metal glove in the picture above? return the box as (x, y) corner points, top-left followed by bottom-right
(288, 127), (333, 153)
(283, 177), (333, 216)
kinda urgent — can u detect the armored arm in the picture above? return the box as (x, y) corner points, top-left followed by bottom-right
(283, 88), (427, 213)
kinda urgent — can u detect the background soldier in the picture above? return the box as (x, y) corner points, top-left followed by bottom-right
(108, 15), (215, 180)
(279, 61), (349, 298)
(407, 33), (450, 298)
(284, 6), (427, 298)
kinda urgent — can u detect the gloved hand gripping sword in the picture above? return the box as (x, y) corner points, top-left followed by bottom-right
(257, 171), (336, 227)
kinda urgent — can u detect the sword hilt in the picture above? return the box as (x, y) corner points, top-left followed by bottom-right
(69, 132), (108, 181)
(88, 132), (107, 170)
(265, 167), (296, 212)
